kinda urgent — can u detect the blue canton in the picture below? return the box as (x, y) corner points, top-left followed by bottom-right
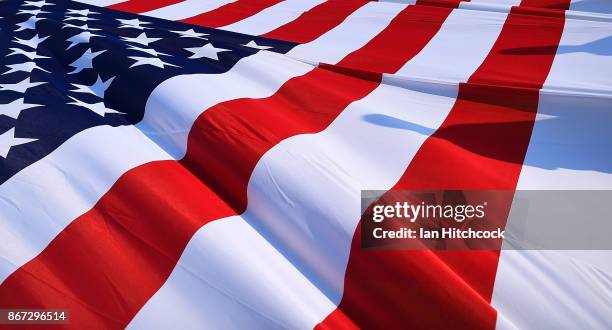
(0, 0), (298, 183)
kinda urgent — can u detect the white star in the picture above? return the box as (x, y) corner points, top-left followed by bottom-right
(66, 9), (99, 16)
(129, 56), (179, 69)
(3, 61), (49, 75)
(13, 34), (49, 49)
(66, 31), (103, 50)
(62, 23), (101, 31)
(15, 16), (46, 31)
(68, 48), (105, 74)
(0, 98), (43, 119)
(243, 40), (272, 50)
(184, 44), (230, 61)
(170, 28), (208, 39)
(63, 16), (98, 22)
(7, 48), (50, 60)
(68, 96), (123, 117)
(0, 128), (37, 158)
(126, 45), (170, 57)
(0, 78), (45, 94)
(23, 0), (54, 8)
(121, 32), (161, 46)
(17, 9), (50, 15)
(117, 18), (152, 30)
(70, 75), (115, 98)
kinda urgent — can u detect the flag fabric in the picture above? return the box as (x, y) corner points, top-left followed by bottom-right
(0, 0), (610, 329)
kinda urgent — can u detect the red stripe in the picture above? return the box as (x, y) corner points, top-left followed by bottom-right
(262, 0), (370, 43)
(107, 0), (185, 14)
(180, 0), (283, 28)
(336, 4), (454, 74)
(317, 4), (569, 330)
(520, 0), (571, 10)
(0, 3), (460, 327)
(0, 162), (234, 329)
(315, 308), (359, 330)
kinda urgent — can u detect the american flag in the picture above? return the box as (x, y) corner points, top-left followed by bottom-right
(0, 0), (610, 329)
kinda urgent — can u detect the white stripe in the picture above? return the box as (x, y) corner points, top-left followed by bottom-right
(131, 6), (514, 328)
(128, 217), (339, 330)
(286, 1), (407, 65)
(0, 52), (312, 284)
(516, 16), (612, 190)
(493, 250), (612, 329)
(570, 0), (612, 14)
(142, 0), (236, 20)
(220, 0), (326, 35)
(73, 0), (127, 6)
(539, 17), (612, 99)
(396, 5), (515, 82)
(492, 13), (612, 329)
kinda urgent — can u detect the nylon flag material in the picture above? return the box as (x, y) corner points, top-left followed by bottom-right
(0, 0), (610, 329)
